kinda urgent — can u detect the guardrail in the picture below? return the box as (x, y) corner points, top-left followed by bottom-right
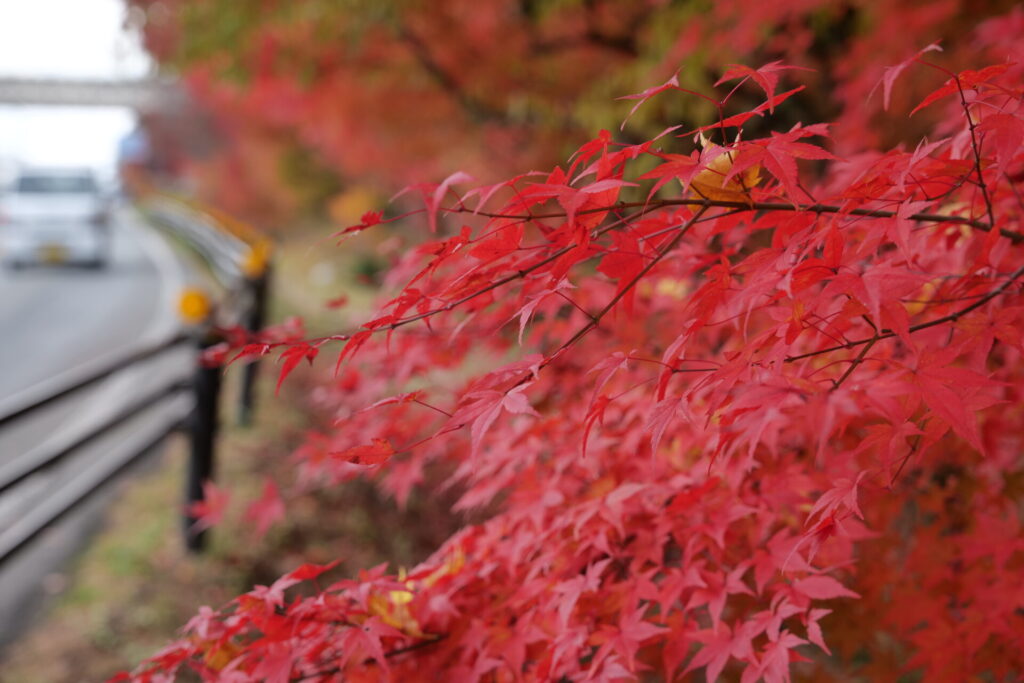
(0, 333), (193, 563)
(144, 194), (273, 427)
(0, 197), (273, 566)
(141, 194), (275, 549)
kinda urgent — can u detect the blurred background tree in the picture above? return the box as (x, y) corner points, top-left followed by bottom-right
(124, 0), (1015, 221)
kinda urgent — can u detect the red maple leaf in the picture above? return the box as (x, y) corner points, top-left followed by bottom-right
(187, 480), (230, 532)
(335, 438), (396, 466)
(244, 478), (286, 538)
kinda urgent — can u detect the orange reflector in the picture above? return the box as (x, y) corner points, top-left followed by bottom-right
(242, 240), (271, 278)
(178, 288), (211, 324)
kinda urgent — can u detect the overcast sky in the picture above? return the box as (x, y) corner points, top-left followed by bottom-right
(0, 0), (151, 174)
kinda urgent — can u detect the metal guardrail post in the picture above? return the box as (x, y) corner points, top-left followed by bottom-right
(239, 263), (270, 427)
(184, 328), (222, 552)
(142, 195), (273, 428)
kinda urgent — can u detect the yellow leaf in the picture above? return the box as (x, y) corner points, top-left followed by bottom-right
(201, 640), (241, 671)
(689, 141), (762, 204)
(368, 590), (425, 637)
(905, 279), (940, 316)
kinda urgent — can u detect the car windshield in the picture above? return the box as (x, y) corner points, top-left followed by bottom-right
(15, 174), (98, 194)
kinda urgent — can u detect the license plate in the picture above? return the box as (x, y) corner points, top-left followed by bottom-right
(39, 244), (67, 263)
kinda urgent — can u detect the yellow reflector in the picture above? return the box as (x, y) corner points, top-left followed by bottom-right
(178, 288), (211, 324)
(242, 240), (271, 278)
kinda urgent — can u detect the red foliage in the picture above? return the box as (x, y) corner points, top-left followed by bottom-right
(128, 0), (1017, 219)
(125, 11), (1024, 683)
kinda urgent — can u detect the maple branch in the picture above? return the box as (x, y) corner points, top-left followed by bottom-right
(955, 76), (997, 229)
(830, 336), (879, 391)
(370, 206), (717, 335)
(297, 635), (448, 681)
(275, 208), (738, 361)
(889, 432), (924, 488)
(638, 207), (747, 243)
(555, 289), (599, 322)
(248, 196), (1019, 382)
(382, 634), (448, 658)
(413, 399), (454, 418)
(908, 168), (971, 204)
(389, 246), (576, 328)
(805, 312), (850, 347)
(902, 293), (989, 305)
(787, 262), (1024, 364)
(543, 206), (709, 365)
(452, 198), (1024, 243)
(397, 24), (505, 124)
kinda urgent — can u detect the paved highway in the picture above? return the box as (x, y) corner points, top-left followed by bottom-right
(0, 207), (188, 458)
(0, 208), (194, 645)
(0, 207), (178, 396)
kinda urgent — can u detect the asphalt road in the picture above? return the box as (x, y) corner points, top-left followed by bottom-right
(0, 207), (195, 646)
(0, 208), (171, 396)
(0, 208), (188, 457)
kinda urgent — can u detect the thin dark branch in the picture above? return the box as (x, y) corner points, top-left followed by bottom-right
(955, 76), (997, 229)
(830, 336), (879, 391)
(296, 635), (447, 681)
(383, 635), (447, 658)
(802, 312), (850, 348)
(397, 24), (504, 124)
(889, 432), (924, 488)
(555, 290), (598, 322)
(372, 206), (716, 337)
(787, 262), (1024, 364)
(543, 206), (710, 365)
(413, 399), (453, 418)
(450, 198), (1023, 244)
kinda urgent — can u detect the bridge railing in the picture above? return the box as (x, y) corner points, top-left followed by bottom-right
(0, 76), (179, 109)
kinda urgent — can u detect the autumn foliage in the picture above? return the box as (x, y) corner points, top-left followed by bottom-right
(129, 0), (1016, 219)
(123, 6), (1024, 683)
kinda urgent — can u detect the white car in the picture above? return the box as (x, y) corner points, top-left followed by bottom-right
(1, 168), (112, 269)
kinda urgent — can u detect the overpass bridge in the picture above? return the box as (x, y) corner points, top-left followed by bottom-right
(0, 76), (183, 110)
